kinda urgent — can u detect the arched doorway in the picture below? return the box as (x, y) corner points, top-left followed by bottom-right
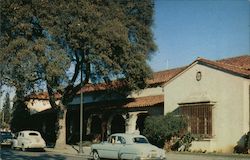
(111, 114), (125, 134)
(91, 115), (102, 135)
(136, 113), (149, 134)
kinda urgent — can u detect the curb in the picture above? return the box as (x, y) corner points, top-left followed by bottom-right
(45, 148), (91, 158)
(167, 151), (250, 158)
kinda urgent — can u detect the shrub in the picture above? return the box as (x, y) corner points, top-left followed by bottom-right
(143, 112), (187, 148)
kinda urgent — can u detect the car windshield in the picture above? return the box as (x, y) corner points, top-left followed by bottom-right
(133, 137), (149, 144)
(1, 132), (13, 139)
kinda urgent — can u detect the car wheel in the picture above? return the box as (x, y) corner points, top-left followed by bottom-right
(21, 144), (26, 151)
(92, 150), (100, 160)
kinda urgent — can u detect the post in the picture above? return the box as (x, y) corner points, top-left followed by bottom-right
(79, 62), (83, 154)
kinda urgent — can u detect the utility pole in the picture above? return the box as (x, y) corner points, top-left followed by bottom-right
(79, 62), (83, 154)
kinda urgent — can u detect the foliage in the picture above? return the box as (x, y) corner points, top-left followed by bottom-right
(0, 0), (156, 102)
(0, 0), (156, 146)
(143, 113), (187, 148)
(1, 92), (12, 128)
(168, 132), (195, 152)
(10, 98), (31, 133)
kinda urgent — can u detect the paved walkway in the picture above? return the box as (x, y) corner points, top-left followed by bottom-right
(45, 145), (92, 158)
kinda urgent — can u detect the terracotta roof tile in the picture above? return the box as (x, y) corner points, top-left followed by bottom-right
(147, 67), (187, 85)
(124, 95), (164, 108)
(84, 95), (164, 109)
(217, 55), (250, 69)
(197, 55), (250, 78)
(27, 92), (61, 100)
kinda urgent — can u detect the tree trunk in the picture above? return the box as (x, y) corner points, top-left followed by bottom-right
(54, 103), (67, 149)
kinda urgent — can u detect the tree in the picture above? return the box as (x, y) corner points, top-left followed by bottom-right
(0, 0), (156, 148)
(143, 113), (187, 148)
(10, 98), (31, 133)
(2, 93), (11, 127)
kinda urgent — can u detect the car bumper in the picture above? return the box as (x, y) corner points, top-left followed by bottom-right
(137, 158), (166, 160)
(1, 140), (12, 146)
(135, 156), (166, 160)
(27, 143), (46, 149)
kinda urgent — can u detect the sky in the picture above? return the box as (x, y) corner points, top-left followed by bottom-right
(148, 0), (250, 71)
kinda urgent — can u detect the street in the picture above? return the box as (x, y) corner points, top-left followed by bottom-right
(1, 147), (250, 160)
(0, 148), (87, 160)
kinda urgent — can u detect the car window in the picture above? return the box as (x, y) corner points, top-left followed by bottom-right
(108, 136), (116, 143)
(29, 133), (39, 136)
(133, 137), (149, 144)
(117, 136), (126, 144)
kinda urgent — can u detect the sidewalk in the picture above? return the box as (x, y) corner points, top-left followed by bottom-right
(45, 145), (92, 158)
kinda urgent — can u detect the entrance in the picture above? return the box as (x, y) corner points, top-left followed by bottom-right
(111, 114), (125, 134)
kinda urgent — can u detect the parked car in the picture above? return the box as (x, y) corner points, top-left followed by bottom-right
(11, 130), (46, 151)
(91, 133), (166, 160)
(0, 131), (13, 147)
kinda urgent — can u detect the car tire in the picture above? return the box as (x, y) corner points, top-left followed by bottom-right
(92, 150), (100, 160)
(21, 144), (26, 151)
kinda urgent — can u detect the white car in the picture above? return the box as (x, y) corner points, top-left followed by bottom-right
(12, 130), (46, 151)
(91, 133), (166, 160)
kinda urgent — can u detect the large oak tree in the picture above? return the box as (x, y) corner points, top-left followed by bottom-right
(0, 0), (156, 148)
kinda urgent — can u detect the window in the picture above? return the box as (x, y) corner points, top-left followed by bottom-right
(180, 103), (213, 138)
(133, 137), (149, 144)
(29, 133), (39, 136)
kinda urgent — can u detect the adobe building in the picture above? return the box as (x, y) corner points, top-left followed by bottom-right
(163, 55), (250, 153)
(26, 55), (250, 153)
(25, 67), (183, 144)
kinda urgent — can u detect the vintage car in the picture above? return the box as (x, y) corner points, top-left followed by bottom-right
(11, 130), (46, 151)
(0, 131), (13, 147)
(91, 133), (166, 160)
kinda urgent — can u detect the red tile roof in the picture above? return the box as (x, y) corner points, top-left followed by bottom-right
(147, 67), (186, 85)
(84, 95), (164, 109)
(217, 55), (250, 69)
(197, 55), (250, 78)
(27, 92), (61, 100)
(124, 95), (164, 108)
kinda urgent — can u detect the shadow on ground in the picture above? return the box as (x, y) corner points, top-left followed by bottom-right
(1, 148), (67, 160)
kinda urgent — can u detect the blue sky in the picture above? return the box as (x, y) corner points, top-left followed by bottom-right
(148, 0), (250, 71)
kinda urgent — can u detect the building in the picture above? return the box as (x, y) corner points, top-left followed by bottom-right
(26, 55), (250, 153)
(163, 55), (250, 153)
(26, 67), (183, 144)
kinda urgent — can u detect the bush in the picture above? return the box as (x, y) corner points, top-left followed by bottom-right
(143, 112), (187, 148)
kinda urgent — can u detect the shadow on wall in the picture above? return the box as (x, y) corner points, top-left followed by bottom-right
(234, 131), (250, 154)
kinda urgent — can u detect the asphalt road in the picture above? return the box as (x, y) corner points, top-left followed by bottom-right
(1, 147), (250, 160)
(0, 148), (87, 160)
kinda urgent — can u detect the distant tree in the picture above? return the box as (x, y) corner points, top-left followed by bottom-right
(0, 0), (156, 148)
(2, 93), (11, 127)
(143, 113), (187, 148)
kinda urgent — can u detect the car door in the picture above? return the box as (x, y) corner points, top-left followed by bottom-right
(100, 135), (123, 159)
(17, 132), (24, 147)
(108, 136), (125, 159)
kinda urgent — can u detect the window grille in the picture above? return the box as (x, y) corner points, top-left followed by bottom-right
(180, 103), (212, 138)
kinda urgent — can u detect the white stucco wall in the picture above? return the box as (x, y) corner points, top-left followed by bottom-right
(26, 99), (59, 114)
(129, 87), (164, 98)
(164, 63), (250, 153)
